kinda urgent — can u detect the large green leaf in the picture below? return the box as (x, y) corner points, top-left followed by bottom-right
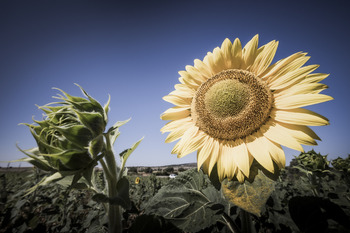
(145, 169), (225, 232)
(92, 177), (131, 210)
(222, 169), (275, 216)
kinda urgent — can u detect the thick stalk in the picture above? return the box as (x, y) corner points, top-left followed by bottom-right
(240, 209), (253, 233)
(103, 133), (122, 233)
(107, 177), (122, 233)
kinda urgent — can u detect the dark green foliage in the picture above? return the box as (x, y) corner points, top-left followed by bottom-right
(261, 151), (350, 233)
(288, 196), (350, 233)
(164, 167), (174, 174)
(1, 151), (350, 232)
(128, 167), (138, 174)
(177, 167), (186, 172)
(0, 169), (107, 233)
(292, 149), (330, 172)
(129, 215), (181, 233)
(142, 167), (153, 173)
(127, 174), (167, 210)
(332, 154), (350, 174)
(144, 169), (226, 233)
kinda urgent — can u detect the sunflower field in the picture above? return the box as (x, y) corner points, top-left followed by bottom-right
(1, 150), (349, 233)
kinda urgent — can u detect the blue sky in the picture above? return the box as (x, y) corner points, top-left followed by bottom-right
(1, 0), (349, 167)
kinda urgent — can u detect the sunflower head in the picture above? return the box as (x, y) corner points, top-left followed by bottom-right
(331, 155), (350, 174)
(295, 150), (329, 172)
(161, 34), (333, 183)
(22, 84), (108, 171)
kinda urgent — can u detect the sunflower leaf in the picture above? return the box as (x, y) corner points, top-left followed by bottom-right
(91, 177), (131, 209)
(221, 169), (275, 217)
(144, 169), (225, 232)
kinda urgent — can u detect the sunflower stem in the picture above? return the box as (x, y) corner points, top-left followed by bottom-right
(102, 133), (122, 233)
(106, 176), (122, 233)
(240, 209), (254, 233)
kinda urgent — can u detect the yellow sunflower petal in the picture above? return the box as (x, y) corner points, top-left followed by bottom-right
(235, 168), (245, 183)
(160, 117), (192, 133)
(160, 107), (190, 121)
(261, 52), (309, 81)
(218, 144), (237, 180)
(221, 38), (233, 69)
(162, 95), (191, 107)
(179, 70), (202, 87)
(197, 136), (214, 171)
(274, 83), (328, 97)
(250, 40), (279, 76)
(178, 76), (198, 90)
(174, 84), (196, 96)
(185, 65), (207, 83)
(245, 133), (274, 173)
(203, 52), (216, 74)
(201, 156), (209, 174)
(177, 132), (206, 158)
(264, 138), (285, 168)
(231, 38), (243, 69)
(171, 125), (198, 154)
(274, 94), (333, 109)
(242, 34), (259, 69)
(194, 59), (213, 78)
(269, 65), (319, 90)
(272, 108), (329, 126)
(207, 139), (221, 176)
(278, 122), (318, 146)
(169, 88), (194, 98)
(217, 143), (231, 181)
(261, 121), (304, 152)
(212, 47), (226, 74)
(301, 73), (329, 84)
(165, 120), (193, 143)
(230, 139), (251, 177)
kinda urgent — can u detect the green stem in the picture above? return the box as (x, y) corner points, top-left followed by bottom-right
(104, 133), (118, 179)
(102, 133), (122, 233)
(106, 177), (122, 233)
(240, 209), (253, 233)
(100, 158), (113, 182)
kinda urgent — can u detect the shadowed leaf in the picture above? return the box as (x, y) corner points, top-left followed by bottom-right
(145, 169), (225, 232)
(222, 169), (275, 216)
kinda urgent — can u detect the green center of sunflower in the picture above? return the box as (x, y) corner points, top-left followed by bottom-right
(191, 69), (273, 140)
(204, 79), (250, 118)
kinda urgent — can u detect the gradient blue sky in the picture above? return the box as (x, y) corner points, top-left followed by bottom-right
(1, 0), (349, 167)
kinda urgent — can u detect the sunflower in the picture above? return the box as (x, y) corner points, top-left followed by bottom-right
(160, 35), (332, 182)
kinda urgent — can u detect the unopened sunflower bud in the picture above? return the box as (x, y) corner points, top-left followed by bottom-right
(22, 84), (108, 172)
(296, 150), (329, 172)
